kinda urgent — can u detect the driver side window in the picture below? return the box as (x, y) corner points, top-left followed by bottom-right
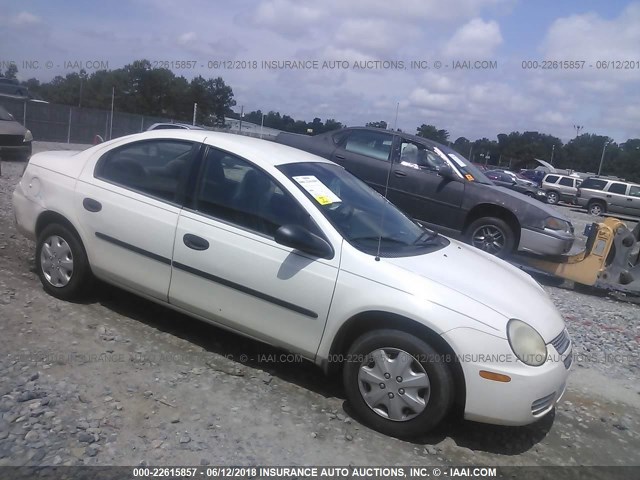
(399, 141), (445, 172)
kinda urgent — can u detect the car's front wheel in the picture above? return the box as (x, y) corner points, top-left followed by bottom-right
(465, 217), (516, 257)
(546, 191), (559, 205)
(36, 223), (92, 301)
(343, 329), (454, 438)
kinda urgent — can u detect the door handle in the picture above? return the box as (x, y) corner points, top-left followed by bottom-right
(82, 198), (102, 212)
(393, 170), (407, 177)
(183, 234), (209, 251)
(606, 194), (612, 198)
(627, 198), (633, 201)
(335, 154), (345, 160)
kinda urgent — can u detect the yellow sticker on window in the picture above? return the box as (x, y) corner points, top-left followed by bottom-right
(465, 174), (475, 181)
(292, 175), (342, 205)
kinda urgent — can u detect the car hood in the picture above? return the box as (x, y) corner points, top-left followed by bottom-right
(0, 120), (28, 135)
(475, 182), (572, 225)
(385, 239), (564, 341)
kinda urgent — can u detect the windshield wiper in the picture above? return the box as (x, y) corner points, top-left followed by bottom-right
(351, 236), (408, 245)
(413, 230), (439, 244)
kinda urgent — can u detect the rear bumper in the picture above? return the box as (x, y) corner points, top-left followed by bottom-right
(519, 227), (574, 256)
(12, 182), (41, 241)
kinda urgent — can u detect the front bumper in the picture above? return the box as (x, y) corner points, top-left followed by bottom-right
(0, 142), (32, 160)
(442, 327), (571, 426)
(519, 227), (575, 256)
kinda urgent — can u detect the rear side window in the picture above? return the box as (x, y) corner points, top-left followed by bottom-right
(343, 130), (394, 162)
(96, 139), (196, 203)
(545, 175), (559, 183)
(558, 177), (574, 187)
(581, 178), (607, 190)
(607, 183), (628, 195)
(629, 186), (640, 197)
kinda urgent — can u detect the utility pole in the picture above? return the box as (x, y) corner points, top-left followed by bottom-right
(573, 124), (584, 137)
(550, 144), (555, 166)
(393, 102), (399, 130)
(239, 105), (244, 133)
(109, 86), (114, 140)
(192, 103), (197, 125)
(597, 141), (610, 176)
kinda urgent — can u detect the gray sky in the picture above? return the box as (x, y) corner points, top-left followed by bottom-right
(1, 0), (639, 142)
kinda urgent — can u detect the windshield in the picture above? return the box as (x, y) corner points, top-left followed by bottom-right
(435, 145), (493, 185)
(279, 162), (448, 256)
(0, 106), (14, 121)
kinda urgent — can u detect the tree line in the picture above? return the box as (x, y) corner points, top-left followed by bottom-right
(2, 62), (638, 181)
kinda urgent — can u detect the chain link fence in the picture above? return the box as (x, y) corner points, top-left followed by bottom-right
(1, 96), (182, 144)
(1, 96), (282, 144)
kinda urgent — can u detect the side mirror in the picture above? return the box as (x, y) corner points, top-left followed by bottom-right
(275, 225), (334, 259)
(437, 164), (457, 181)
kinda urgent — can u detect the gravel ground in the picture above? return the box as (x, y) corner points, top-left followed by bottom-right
(0, 144), (639, 468)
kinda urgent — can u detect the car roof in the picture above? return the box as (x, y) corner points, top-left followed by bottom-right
(148, 122), (206, 130)
(122, 130), (334, 168)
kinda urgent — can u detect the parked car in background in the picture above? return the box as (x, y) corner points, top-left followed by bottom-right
(0, 104), (32, 162)
(577, 177), (640, 217)
(146, 122), (206, 131)
(276, 127), (575, 257)
(542, 174), (582, 205)
(13, 130), (572, 438)
(485, 169), (547, 201)
(520, 169), (546, 187)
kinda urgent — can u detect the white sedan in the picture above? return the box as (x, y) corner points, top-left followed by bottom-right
(13, 130), (572, 437)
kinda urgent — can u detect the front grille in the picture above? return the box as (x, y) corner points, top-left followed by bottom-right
(531, 392), (556, 416)
(0, 134), (25, 146)
(550, 329), (571, 355)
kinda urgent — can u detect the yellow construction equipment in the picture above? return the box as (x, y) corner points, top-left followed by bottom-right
(517, 218), (640, 295)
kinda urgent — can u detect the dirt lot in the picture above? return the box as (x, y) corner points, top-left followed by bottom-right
(1, 143), (639, 468)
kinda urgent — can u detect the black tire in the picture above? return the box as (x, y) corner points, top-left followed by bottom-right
(588, 201), (606, 216)
(35, 223), (92, 301)
(343, 329), (454, 438)
(546, 191), (559, 205)
(465, 216), (516, 257)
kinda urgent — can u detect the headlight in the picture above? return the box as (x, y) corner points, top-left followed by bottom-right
(23, 129), (33, 142)
(543, 217), (571, 232)
(507, 319), (547, 366)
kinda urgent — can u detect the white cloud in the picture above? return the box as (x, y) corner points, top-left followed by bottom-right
(250, 0), (325, 36)
(334, 19), (417, 54)
(542, 4), (640, 62)
(409, 88), (459, 111)
(11, 11), (41, 26)
(177, 32), (197, 46)
(443, 18), (503, 58)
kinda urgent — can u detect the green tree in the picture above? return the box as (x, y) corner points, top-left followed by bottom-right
(366, 121), (388, 129)
(4, 63), (18, 79)
(452, 137), (472, 157)
(416, 124), (449, 144)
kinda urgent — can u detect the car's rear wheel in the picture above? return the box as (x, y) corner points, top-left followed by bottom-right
(36, 223), (92, 300)
(343, 329), (454, 438)
(588, 201), (606, 216)
(465, 217), (516, 257)
(546, 191), (559, 205)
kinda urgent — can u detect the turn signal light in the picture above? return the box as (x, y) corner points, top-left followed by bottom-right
(479, 370), (511, 382)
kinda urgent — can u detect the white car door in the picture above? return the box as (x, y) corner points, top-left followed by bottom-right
(75, 138), (200, 301)
(168, 147), (340, 357)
